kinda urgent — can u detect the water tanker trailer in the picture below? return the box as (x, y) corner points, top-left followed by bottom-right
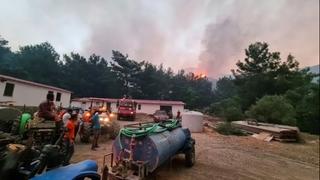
(102, 120), (195, 180)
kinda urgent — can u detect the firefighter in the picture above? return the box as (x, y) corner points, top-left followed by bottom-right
(62, 112), (77, 165)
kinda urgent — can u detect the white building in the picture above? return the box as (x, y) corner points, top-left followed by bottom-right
(71, 97), (185, 116)
(0, 74), (71, 107)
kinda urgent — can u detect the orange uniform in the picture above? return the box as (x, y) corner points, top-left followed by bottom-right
(64, 120), (75, 141)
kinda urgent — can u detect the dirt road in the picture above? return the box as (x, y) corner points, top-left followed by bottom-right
(72, 116), (319, 180)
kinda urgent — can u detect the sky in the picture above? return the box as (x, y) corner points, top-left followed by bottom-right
(0, 0), (319, 78)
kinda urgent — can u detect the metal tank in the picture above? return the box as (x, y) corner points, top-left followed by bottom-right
(112, 127), (192, 172)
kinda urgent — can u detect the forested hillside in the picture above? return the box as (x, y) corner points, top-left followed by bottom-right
(0, 36), (213, 109)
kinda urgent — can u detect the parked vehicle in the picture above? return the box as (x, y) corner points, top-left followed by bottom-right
(117, 98), (136, 121)
(153, 110), (169, 122)
(0, 107), (31, 135)
(31, 160), (100, 180)
(0, 142), (99, 180)
(79, 108), (120, 143)
(102, 120), (195, 180)
(0, 131), (68, 180)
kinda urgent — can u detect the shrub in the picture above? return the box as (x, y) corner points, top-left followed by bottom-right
(285, 84), (320, 134)
(246, 95), (296, 125)
(216, 122), (246, 136)
(209, 96), (243, 121)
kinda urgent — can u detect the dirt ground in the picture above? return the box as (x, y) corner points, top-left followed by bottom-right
(72, 114), (319, 180)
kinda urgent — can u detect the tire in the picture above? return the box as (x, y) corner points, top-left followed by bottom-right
(80, 122), (91, 143)
(185, 142), (195, 167)
(0, 107), (22, 133)
(10, 118), (20, 135)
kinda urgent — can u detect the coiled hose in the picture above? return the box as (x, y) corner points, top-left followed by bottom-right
(119, 119), (181, 138)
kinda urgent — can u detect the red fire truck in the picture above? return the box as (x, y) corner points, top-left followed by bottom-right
(117, 98), (136, 121)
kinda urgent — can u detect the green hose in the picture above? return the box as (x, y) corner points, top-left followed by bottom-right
(119, 119), (181, 138)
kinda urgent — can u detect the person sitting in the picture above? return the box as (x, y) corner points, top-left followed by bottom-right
(38, 92), (56, 121)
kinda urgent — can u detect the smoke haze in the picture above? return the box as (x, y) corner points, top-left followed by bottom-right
(0, 0), (318, 78)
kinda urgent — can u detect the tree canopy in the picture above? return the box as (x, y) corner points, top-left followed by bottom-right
(212, 42), (319, 134)
(0, 37), (213, 109)
(0, 36), (318, 134)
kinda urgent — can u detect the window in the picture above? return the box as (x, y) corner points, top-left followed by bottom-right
(56, 92), (61, 102)
(3, 83), (15, 97)
(138, 104), (141, 110)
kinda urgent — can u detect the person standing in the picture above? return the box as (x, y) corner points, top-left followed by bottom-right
(176, 110), (181, 120)
(73, 109), (81, 141)
(62, 112), (77, 165)
(91, 110), (101, 150)
(62, 109), (72, 126)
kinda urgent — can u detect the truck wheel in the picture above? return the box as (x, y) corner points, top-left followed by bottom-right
(80, 122), (91, 143)
(185, 144), (195, 167)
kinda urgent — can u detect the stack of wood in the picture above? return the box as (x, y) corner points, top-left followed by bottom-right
(232, 120), (299, 142)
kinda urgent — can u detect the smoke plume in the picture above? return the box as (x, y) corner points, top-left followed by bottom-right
(0, 0), (318, 78)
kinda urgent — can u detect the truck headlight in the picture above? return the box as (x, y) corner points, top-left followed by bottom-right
(99, 117), (110, 122)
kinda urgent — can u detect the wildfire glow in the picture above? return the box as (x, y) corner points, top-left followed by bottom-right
(194, 71), (207, 78)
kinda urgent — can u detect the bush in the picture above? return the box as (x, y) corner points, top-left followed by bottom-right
(285, 84), (320, 134)
(209, 96), (243, 121)
(246, 95), (296, 125)
(216, 122), (246, 136)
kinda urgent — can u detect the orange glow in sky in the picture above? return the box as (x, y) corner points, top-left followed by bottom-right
(194, 70), (207, 78)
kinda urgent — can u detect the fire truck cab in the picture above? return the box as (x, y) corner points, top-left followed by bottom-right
(117, 98), (136, 121)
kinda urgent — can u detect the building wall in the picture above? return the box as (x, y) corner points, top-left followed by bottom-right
(71, 101), (117, 111)
(0, 80), (71, 107)
(137, 104), (159, 114)
(110, 102), (117, 113)
(172, 105), (184, 117)
(137, 103), (184, 115)
(71, 100), (184, 115)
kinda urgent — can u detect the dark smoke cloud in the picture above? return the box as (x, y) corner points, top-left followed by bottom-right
(0, 0), (318, 78)
(198, 0), (319, 77)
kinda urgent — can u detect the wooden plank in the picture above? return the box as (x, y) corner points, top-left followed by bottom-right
(252, 132), (273, 141)
(232, 121), (298, 142)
